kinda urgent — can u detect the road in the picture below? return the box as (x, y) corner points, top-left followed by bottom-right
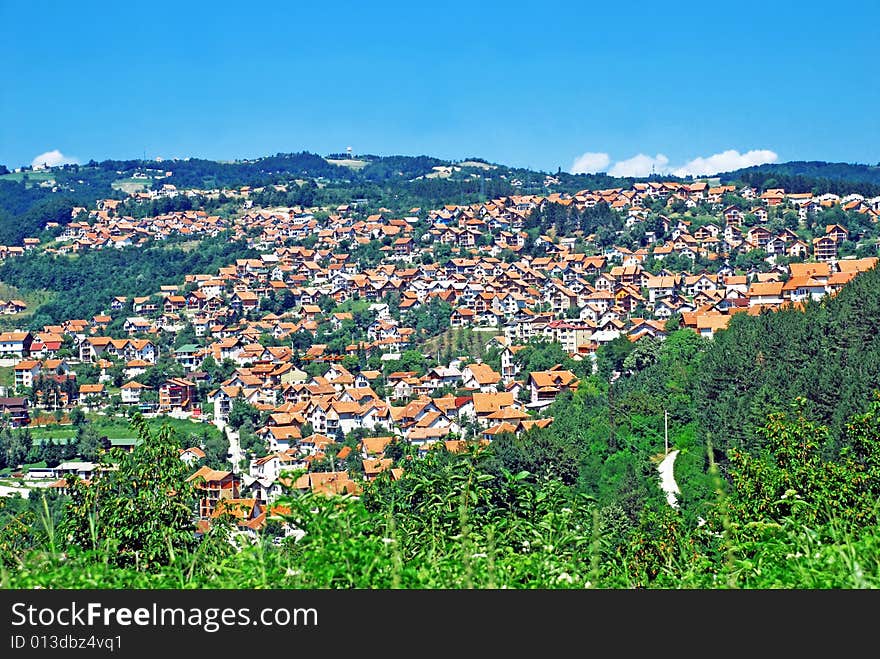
(658, 449), (681, 508)
(214, 419), (244, 473)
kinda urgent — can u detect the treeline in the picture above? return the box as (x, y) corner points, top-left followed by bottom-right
(524, 199), (620, 238)
(722, 161), (880, 197)
(0, 179), (115, 246)
(93, 152), (345, 190)
(120, 192), (236, 219)
(358, 155), (446, 182)
(0, 233), (259, 324)
(694, 263), (880, 455)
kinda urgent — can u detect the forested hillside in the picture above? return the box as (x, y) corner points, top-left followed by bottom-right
(0, 233), (258, 324)
(695, 264), (880, 453)
(722, 160), (880, 194)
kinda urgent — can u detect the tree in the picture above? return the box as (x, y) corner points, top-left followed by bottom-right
(0, 426), (31, 470)
(74, 425), (107, 462)
(622, 337), (662, 374)
(664, 313), (682, 332)
(726, 396), (880, 534)
(238, 422), (268, 458)
(59, 414), (197, 569)
(596, 335), (635, 380)
(203, 430), (231, 470)
(487, 427), (581, 486)
(69, 407), (86, 426)
(227, 397), (260, 431)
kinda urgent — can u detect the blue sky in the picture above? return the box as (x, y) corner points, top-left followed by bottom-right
(1, 1), (878, 175)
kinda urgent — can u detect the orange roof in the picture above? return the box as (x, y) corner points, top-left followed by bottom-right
(748, 281), (784, 296)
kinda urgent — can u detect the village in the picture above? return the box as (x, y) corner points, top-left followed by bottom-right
(0, 175), (878, 543)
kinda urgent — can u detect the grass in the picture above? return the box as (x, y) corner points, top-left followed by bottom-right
(0, 170), (56, 186)
(0, 282), (55, 331)
(26, 413), (222, 445)
(420, 326), (501, 361)
(3, 491), (880, 589)
(0, 365), (13, 390)
(0, 280), (49, 306)
(459, 160), (497, 170)
(175, 240), (201, 253)
(3, 434), (880, 590)
(89, 414), (221, 442)
(111, 178), (150, 194)
(325, 158), (370, 170)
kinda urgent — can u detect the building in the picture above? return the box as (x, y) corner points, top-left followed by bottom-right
(187, 466), (241, 519)
(0, 332), (34, 360)
(159, 377), (197, 412)
(527, 367), (579, 408)
(0, 397), (29, 427)
(120, 380), (149, 404)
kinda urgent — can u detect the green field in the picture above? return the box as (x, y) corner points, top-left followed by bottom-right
(0, 170), (56, 186)
(325, 158), (370, 170)
(0, 282), (54, 331)
(29, 414), (222, 445)
(0, 365), (13, 390)
(111, 177), (150, 194)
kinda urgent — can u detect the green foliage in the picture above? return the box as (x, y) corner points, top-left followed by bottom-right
(227, 397), (261, 431)
(514, 337), (585, 381)
(58, 413), (197, 570)
(695, 264), (880, 453)
(727, 397), (880, 533)
(0, 233), (258, 323)
(202, 430), (230, 470)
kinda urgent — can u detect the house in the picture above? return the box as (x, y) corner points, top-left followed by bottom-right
(53, 461), (97, 480)
(747, 281), (785, 307)
(461, 362), (502, 392)
(812, 235), (839, 262)
(207, 385), (246, 424)
(78, 383), (106, 406)
(13, 359), (42, 390)
(0, 332), (34, 360)
(0, 397), (29, 427)
(264, 425), (303, 452)
(158, 377), (197, 412)
(424, 366), (463, 390)
(362, 457), (399, 482)
(174, 344), (202, 371)
(471, 391), (518, 428)
(695, 314), (732, 338)
(187, 466), (240, 519)
(825, 224), (849, 243)
(527, 367), (579, 408)
(210, 498), (266, 538)
(120, 380), (149, 404)
(359, 435), (395, 458)
(289, 471), (360, 497)
(179, 446), (206, 467)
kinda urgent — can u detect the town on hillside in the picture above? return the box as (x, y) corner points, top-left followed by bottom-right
(1, 174), (878, 543)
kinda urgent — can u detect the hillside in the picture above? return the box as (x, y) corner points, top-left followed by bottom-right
(721, 160), (880, 186)
(4, 153), (880, 248)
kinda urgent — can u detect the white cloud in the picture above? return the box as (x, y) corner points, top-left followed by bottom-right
(671, 149), (778, 177)
(570, 152), (610, 174)
(589, 148), (779, 179)
(608, 153), (670, 178)
(31, 149), (79, 168)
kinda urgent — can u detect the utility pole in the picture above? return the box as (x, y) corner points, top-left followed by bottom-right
(664, 409), (669, 456)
